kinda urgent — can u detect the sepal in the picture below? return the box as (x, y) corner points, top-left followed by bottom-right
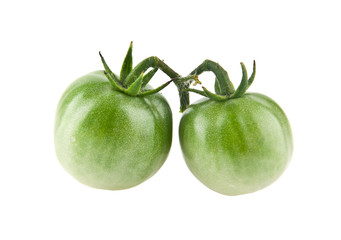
(142, 68), (158, 88)
(202, 87), (228, 101)
(139, 79), (173, 96)
(229, 62), (249, 99)
(120, 42), (133, 82)
(99, 52), (125, 91)
(125, 72), (144, 96)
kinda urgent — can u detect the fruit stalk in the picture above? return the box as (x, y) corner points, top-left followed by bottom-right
(124, 56), (192, 112)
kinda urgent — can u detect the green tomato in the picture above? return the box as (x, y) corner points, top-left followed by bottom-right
(54, 71), (172, 190)
(179, 93), (293, 196)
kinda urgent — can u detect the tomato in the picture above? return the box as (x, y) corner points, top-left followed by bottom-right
(55, 71), (172, 190)
(179, 61), (293, 195)
(54, 44), (173, 190)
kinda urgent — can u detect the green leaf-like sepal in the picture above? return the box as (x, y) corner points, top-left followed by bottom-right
(125, 72), (144, 96)
(202, 87), (228, 101)
(229, 62), (248, 99)
(139, 79), (173, 97)
(99, 52), (125, 92)
(103, 71), (126, 92)
(120, 42), (133, 82)
(247, 60), (256, 88)
(181, 88), (207, 97)
(142, 68), (158, 88)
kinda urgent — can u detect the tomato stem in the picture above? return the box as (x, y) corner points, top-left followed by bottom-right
(189, 60), (235, 96)
(157, 60), (192, 112)
(124, 56), (191, 112)
(182, 60), (257, 103)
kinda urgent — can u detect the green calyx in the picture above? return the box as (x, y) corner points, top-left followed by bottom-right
(99, 42), (172, 97)
(183, 60), (256, 101)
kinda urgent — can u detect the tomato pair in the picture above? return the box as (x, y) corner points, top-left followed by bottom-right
(54, 43), (293, 195)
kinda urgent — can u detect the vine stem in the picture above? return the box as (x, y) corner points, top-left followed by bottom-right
(183, 60), (257, 102)
(189, 60), (235, 96)
(124, 56), (192, 112)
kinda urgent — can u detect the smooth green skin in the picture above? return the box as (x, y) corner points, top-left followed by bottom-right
(179, 93), (293, 196)
(55, 71), (172, 190)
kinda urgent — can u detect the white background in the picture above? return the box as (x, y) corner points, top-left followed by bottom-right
(1, 0), (340, 239)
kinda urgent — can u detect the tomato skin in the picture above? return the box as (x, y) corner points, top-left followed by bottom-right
(179, 93), (293, 195)
(55, 70), (172, 190)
